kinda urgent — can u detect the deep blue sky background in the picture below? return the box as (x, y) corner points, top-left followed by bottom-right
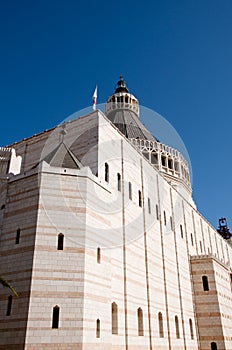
(1, 0), (232, 230)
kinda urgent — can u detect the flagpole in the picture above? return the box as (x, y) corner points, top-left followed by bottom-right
(92, 85), (98, 110)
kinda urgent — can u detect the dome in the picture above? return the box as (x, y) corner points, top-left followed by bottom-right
(105, 76), (156, 142)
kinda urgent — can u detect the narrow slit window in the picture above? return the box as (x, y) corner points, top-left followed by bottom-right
(15, 228), (20, 244)
(97, 247), (101, 264)
(158, 312), (164, 338)
(180, 224), (183, 238)
(129, 182), (132, 200)
(199, 240), (203, 253)
(190, 233), (194, 246)
(96, 319), (100, 338)
(148, 198), (151, 214)
(202, 275), (209, 291)
(117, 173), (121, 192)
(175, 315), (180, 339)
(57, 233), (64, 250)
(138, 191), (142, 207)
(112, 302), (118, 334)
(52, 305), (60, 328)
(6, 295), (12, 316)
(164, 211), (166, 226)
(137, 308), (144, 336)
(156, 205), (159, 220)
(105, 163), (109, 182)
(170, 216), (173, 230)
(189, 318), (194, 339)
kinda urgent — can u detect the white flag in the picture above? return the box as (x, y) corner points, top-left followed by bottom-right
(92, 85), (98, 110)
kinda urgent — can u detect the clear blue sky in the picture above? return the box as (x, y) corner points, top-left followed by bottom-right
(1, 0), (232, 230)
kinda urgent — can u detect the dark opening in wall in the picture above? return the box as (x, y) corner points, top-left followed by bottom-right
(96, 319), (100, 338)
(15, 229), (21, 244)
(202, 275), (209, 291)
(112, 302), (118, 334)
(117, 173), (121, 192)
(158, 312), (164, 338)
(57, 233), (64, 250)
(6, 295), (12, 316)
(105, 163), (109, 182)
(137, 308), (144, 336)
(138, 191), (142, 207)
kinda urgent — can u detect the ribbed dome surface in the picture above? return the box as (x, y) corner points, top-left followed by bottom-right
(107, 108), (156, 141)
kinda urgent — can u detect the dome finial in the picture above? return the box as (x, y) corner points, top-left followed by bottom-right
(115, 75), (129, 93)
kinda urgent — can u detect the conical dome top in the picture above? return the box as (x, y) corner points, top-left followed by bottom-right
(105, 76), (156, 142)
(115, 75), (129, 93)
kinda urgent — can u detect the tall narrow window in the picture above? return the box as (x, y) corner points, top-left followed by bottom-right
(137, 308), (144, 336)
(117, 173), (121, 192)
(189, 318), (194, 339)
(199, 240), (203, 253)
(175, 315), (180, 339)
(105, 163), (109, 182)
(52, 305), (60, 328)
(97, 247), (101, 264)
(15, 228), (20, 244)
(6, 295), (12, 316)
(129, 182), (132, 200)
(163, 211), (166, 225)
(158, 312), (164, 338)
(148, 198), (151, 214)
(170, 216), (173, 231)
(96, 319), (100, 338)
(190, 233), (194, 246)
(202, 275), (209, 291)
(156, 204), (159, 220)
(138, 191), (142, 207)
(211, 342), (217, 350)
(180, 224), (183, 238)
(112, 302), (118, 334)
(57, 233), (64, 250)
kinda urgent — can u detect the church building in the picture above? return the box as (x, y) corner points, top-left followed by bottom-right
(0, 77), (232, 350)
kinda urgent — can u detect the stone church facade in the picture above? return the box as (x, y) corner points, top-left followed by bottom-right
(0, 77), (232, 350)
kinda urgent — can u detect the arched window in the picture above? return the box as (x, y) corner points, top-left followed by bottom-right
(202, 275), (209, 291)
(211, 342), (217, 350)
(6, 295), (12, 316)
(57, 233), (64, 250)
(189, 318), (194, 339)
(156, 205), (159, 220)
(97, 247), (101, 264)
(180, 224), (183, 238)
(52, 305), (60, 328)
(137, 307), (144, 336)
(163, 211), (166, 225)
(105, 163), (109, 182)
(148, 198), (151, 214)
(161, 156), (166, 167)
(158, 312), (164, 337)
(96, 319), (100, 338)
(15, 228), (20, 244)
(129, 182), (132, 200)
(138, 191), (142, 207)
(112, 302), (118, 334)
(117, 173), (121, 192)
(175, 315), (180, 339)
